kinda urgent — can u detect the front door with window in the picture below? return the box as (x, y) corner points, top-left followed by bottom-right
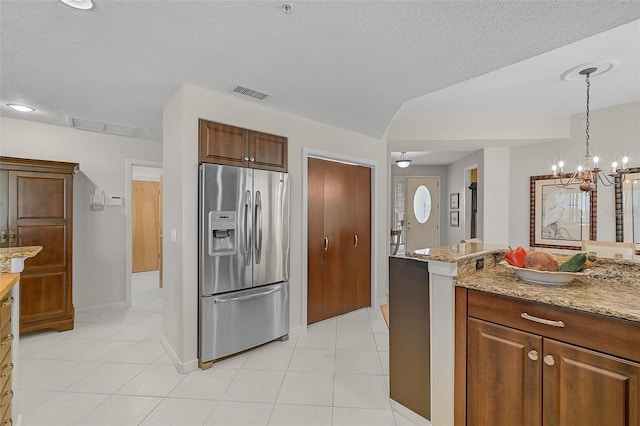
(405, 178), (439, 252)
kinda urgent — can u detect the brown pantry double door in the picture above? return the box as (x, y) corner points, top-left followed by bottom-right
(308, 157), (371, 325)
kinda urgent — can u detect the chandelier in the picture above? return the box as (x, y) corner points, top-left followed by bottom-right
(396, 152), (412, 168)
(552, 66), (628, 192)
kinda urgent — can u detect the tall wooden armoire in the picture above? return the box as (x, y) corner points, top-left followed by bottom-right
(0, 157), (78, 333)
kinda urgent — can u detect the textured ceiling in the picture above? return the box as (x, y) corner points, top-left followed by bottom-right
(1, 1), (640, 142)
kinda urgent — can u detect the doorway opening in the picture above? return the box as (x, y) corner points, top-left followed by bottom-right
(393, 176), (440, 254)
(125, 160), (163, 307)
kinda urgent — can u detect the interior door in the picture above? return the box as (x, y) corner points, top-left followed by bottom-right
(307, 158), (325, 325)
(405, 178), (439, 252)
(159, 176), (163, 288)
(132, 180), (160, 273)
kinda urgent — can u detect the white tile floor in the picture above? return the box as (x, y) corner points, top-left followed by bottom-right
(15, 272), (416, 425)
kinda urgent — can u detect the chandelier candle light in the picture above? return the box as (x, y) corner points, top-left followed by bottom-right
(552, 66), (629, 192)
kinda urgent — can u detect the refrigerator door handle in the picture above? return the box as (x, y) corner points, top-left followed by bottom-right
(213, 287), (279, 303)
(255, 191), (263, 264)
(244, 190), (251, 265)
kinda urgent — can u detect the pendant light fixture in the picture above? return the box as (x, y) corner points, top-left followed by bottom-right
(396, 152), (412, 168)
(552, 64), (628, 192)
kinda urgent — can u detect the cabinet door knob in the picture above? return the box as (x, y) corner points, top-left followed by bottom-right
(1, 297), (13, 307)
(527, 350), (539, 361)
(1, 334), (13, 346)
(0, 230), (6, 244)
(243, 156), (250, 162)
(250, 157), (255, 162)
(9, 230), (15, 243)
(1, 362), (13, 377)
(544, 354), (555, 366)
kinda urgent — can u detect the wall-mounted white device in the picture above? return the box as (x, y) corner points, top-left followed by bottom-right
(90, 188), (105, 211)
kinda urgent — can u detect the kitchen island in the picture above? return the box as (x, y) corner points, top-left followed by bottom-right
(391, 243), (640, 425)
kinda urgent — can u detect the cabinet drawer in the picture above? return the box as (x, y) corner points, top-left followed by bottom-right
(0, 370), (11, 423)
(0, 296), (12, 329)
(0, 350), (12, 392)
(467, 289), (640, 362)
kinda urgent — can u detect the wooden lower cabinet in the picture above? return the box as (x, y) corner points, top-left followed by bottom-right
(457, 288), (640, 426)
(0, 293), (14, 425)
(467, 318), (541, 426)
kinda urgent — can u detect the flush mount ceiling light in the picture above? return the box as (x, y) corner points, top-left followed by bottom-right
(552, 64), (628, 192)
(396, 152), (412, 168)
(7, 103), (35, 112)
(59, 0), (93, 10)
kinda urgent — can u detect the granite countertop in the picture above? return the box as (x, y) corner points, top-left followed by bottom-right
(456, 259), (640, 323)
(0, 246), (42, 273)
(406, 242), (509, 262)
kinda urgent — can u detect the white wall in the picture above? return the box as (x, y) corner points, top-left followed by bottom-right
(162, 85), (388, 367)
(0, 117), (163, 308)
(508, 101), (640, 248)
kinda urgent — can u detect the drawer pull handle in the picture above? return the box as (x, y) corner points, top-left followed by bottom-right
(521, 312), (565, 328)
(1, 334), (13, 346)
(527, 350), (539, 361)
(1, 363), (13, 377)
(1, 297), (13, 307)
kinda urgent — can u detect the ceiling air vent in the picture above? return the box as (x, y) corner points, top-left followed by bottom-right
(70, 117), (139, 137)
(232, 85), (271, 101)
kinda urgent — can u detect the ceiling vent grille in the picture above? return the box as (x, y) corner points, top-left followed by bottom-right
(232, 85), (271, 101)
(70, 117), (139, 137)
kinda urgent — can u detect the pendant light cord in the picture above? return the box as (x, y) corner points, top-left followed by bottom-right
(585, 72), (591, 157)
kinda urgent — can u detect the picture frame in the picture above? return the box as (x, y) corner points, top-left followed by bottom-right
(450, 193), (459, 209)
(614, 166), (640, 255)
(529, 174), (597, 250)
(450, 210), (459, 227)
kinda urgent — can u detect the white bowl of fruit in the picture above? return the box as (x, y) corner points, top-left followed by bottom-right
(500, 248), (591, 286)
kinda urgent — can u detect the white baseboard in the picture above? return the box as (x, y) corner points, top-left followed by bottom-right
(75, 301), (127, 312)
(376, 297), (387, 307)
(160, 335), (198, 374)
(391, 399), (431, 425)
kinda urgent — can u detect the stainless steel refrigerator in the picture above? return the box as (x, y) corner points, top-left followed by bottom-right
(198, 163), (290, 364)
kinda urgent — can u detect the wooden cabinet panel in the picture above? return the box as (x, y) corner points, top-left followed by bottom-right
(16, 175), (66, 219)
(467, 318), (542, 426)
(199, 120), (288, 172)
(19, 273), (67, 320)
(323, 160), (344, 320)
(18, 225), (66, 267)
(248, 131), (287, 172)
(543, 339), (640, 426)
(307, 158), (325, 325)
(1, 158), (76, 333)
(199, 120), (247, 167)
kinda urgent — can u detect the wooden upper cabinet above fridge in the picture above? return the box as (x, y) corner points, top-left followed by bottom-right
(199, 119), (288, 172)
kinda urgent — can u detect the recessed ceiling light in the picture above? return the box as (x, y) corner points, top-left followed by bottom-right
(7, 104), (36, 112)
(59, 0), (93, 10)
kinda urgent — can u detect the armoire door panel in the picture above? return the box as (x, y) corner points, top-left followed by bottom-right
(307, 158), (326, 325)
(18, 225), (66, 267)
(15, 174), (66, 219)
(355, 165), (371, 310)
(322, 160), (344, 320)
(19, 273), (67, 320)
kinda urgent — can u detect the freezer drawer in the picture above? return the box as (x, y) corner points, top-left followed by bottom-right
(199, 282), (289, 363)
